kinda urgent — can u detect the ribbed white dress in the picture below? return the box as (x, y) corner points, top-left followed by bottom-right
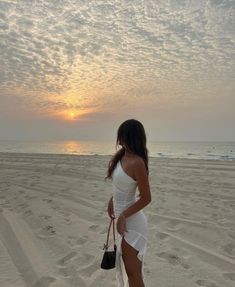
(112, 160), (148, 287)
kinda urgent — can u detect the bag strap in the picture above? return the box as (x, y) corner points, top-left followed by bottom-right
(112, 218), (116, 244)
(103, 218), (116, 250)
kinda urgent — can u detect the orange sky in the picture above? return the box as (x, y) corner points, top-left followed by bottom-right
(0, 1), (234, 141)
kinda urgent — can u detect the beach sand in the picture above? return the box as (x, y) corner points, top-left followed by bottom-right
(0, 152), (235, 287)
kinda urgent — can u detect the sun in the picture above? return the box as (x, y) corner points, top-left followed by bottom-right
(55, 107), (95, 121)
(67, 112), (76, 120)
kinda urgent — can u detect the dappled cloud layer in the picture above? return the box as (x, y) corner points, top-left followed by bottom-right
(0, 0), (234, 119)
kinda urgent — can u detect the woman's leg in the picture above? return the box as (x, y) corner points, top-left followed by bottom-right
(121, 237), (145, 287)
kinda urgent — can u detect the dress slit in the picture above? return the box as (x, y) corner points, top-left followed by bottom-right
(115, 233), (145, 286)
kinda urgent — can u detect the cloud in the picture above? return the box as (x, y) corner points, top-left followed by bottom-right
(0, 0), (234, 119)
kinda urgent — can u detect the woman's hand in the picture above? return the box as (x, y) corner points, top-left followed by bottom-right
(116, 213), (127, 236)
(107, 196), (115, 219)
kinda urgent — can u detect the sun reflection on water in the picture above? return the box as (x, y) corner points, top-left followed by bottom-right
(63, 141), (81, 154)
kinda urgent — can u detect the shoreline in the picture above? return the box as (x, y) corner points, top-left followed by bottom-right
(1, 151), (235, 163)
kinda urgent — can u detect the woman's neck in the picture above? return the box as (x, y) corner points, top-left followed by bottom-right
(124, 148), (134, 157)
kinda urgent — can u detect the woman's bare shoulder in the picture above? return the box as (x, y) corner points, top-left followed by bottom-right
(130, 155), (145, 168)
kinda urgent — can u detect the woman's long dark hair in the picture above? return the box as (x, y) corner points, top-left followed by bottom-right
(106, 119), (149, 179)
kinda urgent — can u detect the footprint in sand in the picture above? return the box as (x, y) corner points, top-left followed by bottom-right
(221, 242), (235, 258)
(223, 273), (235, 281)
(33, 276), (56, 287)
(79, 253), (95, 266)
(29, 182), (37, 187)
(147, 222), (158, 230)
(76, 237), (88, 246)
(3, 202), (12, 209)
(42, 198), (53, 203)
(228, 232), (235, 240)
(165, 220), (182, 231)
(144, 266), (151, 275)
(23, 209), (33, 216)
(156, 251), (180, 265)
(156, 231), (170, 241)
(208, 203), (218, 210)
(67, 235), (88, 248)
(64, 217), (72, 225)
(173, 247), (191, 260)
(100, 226), (109, 234)
(18, 189), (26, 194)
(36, 225), (56, 239)
(88, 224), (100, 232)
(195, 279), (218, 287)
(56, 251), (77, 267)
(39, 214), (52, 220)
(56, 251), (80, 278)
(18, 203), (29, 209)
(156, 250), (191, 270)
(211, 213), (221, 220)
(24, 195), (36, 200)
(58, 266), (76, 278)
(78, 259), (100, 277)
(96, 211), (106, 217)
(181, 212), (189, 217)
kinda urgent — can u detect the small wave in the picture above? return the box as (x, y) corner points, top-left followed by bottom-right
(219, 155), (233, 160)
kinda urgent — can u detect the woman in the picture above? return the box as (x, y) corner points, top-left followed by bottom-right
(106, 119), (151, 287)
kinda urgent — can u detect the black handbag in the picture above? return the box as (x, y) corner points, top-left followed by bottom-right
(100, 217), (117, 270)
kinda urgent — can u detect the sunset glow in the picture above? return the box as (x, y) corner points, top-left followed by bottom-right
(0, 1), (234, 141)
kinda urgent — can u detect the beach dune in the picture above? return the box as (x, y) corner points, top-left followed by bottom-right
(0, 152), (235, 287)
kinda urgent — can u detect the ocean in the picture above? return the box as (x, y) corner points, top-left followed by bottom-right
(0, 140), (234, 161)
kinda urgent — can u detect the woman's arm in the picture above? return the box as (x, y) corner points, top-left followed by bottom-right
(122, 159), (151, 219)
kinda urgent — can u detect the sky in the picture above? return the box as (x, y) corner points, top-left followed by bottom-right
(0, 0), (235, 142)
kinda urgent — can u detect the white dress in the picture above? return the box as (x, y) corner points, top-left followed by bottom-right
(112, 160), (148, 287)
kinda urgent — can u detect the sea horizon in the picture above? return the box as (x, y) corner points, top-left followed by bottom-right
(0, 139), (234, 161)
